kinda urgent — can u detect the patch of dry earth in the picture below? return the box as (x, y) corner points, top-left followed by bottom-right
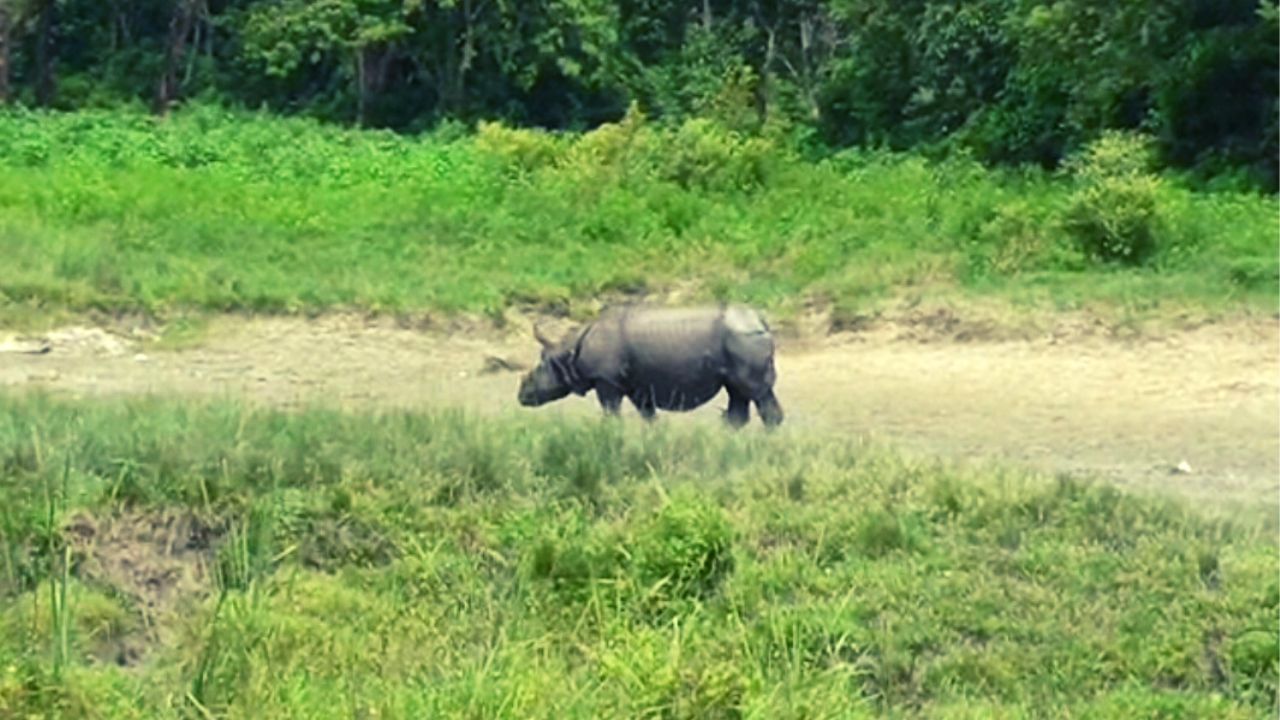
(2, 312), (1276, 510)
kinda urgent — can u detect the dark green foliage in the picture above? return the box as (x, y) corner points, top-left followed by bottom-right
(1231, 628), (1280, 703)
(524, 492), (736, 613)
(0, 0), (1273, 188)
(213, 506), (277, 594)
(853, 508), (927, 558)
(631, 495), (736, 607)
(527, 526), (620, 604)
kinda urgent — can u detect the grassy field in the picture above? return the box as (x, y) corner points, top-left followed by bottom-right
(0, 103), (1276, 717)
(0, 392), (1275, 718)
(0, 105), (1276, 329)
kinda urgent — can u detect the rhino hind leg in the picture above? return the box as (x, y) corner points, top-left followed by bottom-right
(629, 394), (658, 422)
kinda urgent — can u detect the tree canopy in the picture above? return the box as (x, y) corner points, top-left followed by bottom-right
(0, 0), (1274, 188)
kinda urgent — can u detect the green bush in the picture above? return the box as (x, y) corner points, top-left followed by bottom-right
(969, 199), (1083, 276)
(473, 120), (566, 174)
(659, 117), (775, 192)
(1062, 132), (1167, 266)
(1063, 175), (1164, 266)
(1063, 130), (1158, 183)
(557, 107), (774, 193)
(472, 110), (773, 194)
(526, 519), (626, 604)
(561, 101), (655, 183)
(632, 495), (736, 608)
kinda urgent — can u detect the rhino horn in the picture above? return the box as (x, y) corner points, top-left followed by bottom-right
(533, 323), (555, 349)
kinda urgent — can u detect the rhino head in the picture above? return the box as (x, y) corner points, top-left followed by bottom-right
(517, 323), (586, 407)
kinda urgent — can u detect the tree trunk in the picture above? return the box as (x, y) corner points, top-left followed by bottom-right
(154, 0), (199, 115)
(0, 2), (10, 104)
(34, 0), (56, 107)
(111, 0), (130, 50)
(356, 46), (395, 126)
(701, 0), (713, 31)
(758, 25), (776, 124)
(437, 10), (455, 113)
(183, 16), (200, 85)
(797, 12), (821, 121)
(798, 14), (811, 118)
(356, 47), (367, 126)
(440, 5), (463, 115)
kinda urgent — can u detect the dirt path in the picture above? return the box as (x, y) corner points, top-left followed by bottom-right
(2, 313), (1277, 510)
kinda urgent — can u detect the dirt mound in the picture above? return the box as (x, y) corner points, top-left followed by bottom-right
(64, 508), (221, 665)
(2, 326), (143, 357)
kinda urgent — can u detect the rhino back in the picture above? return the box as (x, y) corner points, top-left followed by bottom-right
(621, 307), (723, 365)
(617, 307), (726, 409)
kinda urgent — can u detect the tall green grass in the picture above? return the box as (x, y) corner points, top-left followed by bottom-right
(0, 392), (1275, 717)
(0, 105), (1275, 324)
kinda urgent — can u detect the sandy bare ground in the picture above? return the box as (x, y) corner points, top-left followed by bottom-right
(2, 311), (1277, 510)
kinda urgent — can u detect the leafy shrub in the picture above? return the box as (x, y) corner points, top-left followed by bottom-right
(1063, 176), (1164, 266)
(1063, 130), (1157, 183)
(632, 496), (736, 607)
(658, 118), (775, 192)
(526, 522), (626, 604)
(969, 199), (1082, 276)
(473, 121), (565, 174)
(1230, 628), (1279, 703)
(1062, 132), (1166, 266)
(694, 64), (765, 136)
(562, 101), (655, 182)
(854, 508), (928, 558)
(558, 105), (775, 193)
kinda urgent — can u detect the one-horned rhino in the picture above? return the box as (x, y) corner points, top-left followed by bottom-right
(516, 303), (784, 427)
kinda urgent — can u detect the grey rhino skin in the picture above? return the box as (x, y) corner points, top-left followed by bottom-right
(517, 303), (784, 427)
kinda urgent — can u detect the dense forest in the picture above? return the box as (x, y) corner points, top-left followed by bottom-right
(0, 0), (1275, 189)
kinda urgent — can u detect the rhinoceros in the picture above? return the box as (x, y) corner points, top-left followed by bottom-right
(516, 303), (784, 427)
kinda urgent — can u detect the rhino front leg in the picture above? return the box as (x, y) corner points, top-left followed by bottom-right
(754, 389), (784, 428)
(596, 385), (624, 417)
(724, 388), (751, 429)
